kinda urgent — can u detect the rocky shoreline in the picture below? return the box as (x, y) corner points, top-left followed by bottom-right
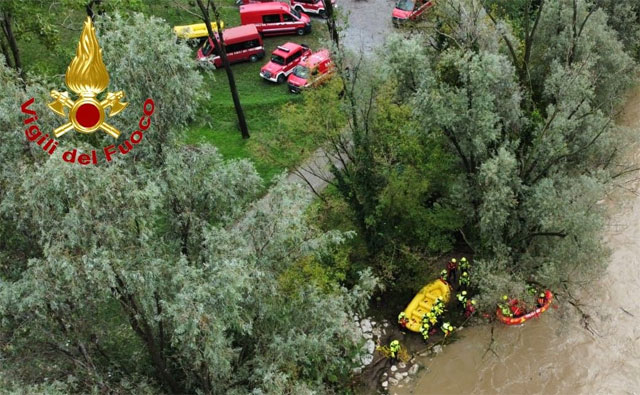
(354, 314), (452, 393)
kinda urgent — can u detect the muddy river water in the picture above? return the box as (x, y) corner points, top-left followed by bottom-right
(396, 87), (640, 395)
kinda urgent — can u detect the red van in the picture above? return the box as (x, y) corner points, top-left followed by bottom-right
(196, 24), (265, 68)
(290, 0), (336, 17)
(260, 42), (312, 83)
(239, 0), (336, 17)
(240, 2), (312, 36)
(392, 0), (433, 25)
(287, 49), (334, 93)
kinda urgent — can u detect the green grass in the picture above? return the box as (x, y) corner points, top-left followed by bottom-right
(18, 0), (330, 182)
(147, 0), (331, 182)
(184, 29), (327, 181)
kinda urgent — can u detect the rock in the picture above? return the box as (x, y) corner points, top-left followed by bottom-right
(394, 372), (404, 381)
(390, 365), (398, 372)
(361, 353), (374, 366)
(398, 362), (407, 369)
(408, 364), (419, 375)
(364, 339), (375, 355)
(361, 319), (373, 333)
(363, 331), (373, 340)
(383, 372), (388, 378)
(389, 378), (398, 386)
(433, 345), (443, 354)
(353, 367), (362, 374)
(382, 381), (388, 388)
(401, 372), (408, 378)
(383, 322), (389, 328)
(372, 327), (382, 338)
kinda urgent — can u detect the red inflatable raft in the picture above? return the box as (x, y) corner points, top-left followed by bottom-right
(496, 290), (553, 325)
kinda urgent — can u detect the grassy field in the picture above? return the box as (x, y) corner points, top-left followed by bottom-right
(18, 0), (330, 182)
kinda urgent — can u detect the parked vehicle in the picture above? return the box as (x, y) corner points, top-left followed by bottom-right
(173, 21), (224, 40)
(287, 49), (334, 93)
(240, 2), (312, 36)
(197, 25), (265, 68)
(238, 0), (336, 17)
(260, 42), (312, 83)
(392, 0), (433, 25)
(290, 0), (336, 17)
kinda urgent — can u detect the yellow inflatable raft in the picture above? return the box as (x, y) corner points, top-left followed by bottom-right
(173, 22), (224, 39)
(401, 279), (451, 332)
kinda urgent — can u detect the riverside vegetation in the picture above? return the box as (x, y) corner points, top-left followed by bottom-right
(1, 0), (639, 393)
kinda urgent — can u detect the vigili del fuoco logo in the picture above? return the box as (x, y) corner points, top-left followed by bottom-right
(20, 17), (155, 165)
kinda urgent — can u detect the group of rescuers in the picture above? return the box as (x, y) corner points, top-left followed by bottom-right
(389, 257), (550, 361)
(391, 257), (474, 361)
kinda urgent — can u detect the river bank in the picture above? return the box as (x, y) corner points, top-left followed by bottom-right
(391, 85), (640, 394)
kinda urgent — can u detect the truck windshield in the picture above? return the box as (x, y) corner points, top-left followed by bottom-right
(290, 7), (301, 19)
(201, 39), (219, 56)
(395, 0), (414, 11)
(293, 65), (309, 79)
(271, 55), (286, 65)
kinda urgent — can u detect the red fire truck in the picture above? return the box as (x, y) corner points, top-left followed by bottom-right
(196, 25), (265, 67)
(260, 42), (312, 83)
(240, 2), (312, 36)
(287, 49), (334, 93)
(392, 0), (433, 25)
(238, 0), (336, 17)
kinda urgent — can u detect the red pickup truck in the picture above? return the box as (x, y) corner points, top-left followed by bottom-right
(260, 42), (312, 83)
(287, 49), (335, 93)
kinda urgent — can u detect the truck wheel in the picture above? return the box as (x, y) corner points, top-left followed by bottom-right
(277, 74), (286, 84)
(296, 28), (305, 36)
(249, 55), (259, 63)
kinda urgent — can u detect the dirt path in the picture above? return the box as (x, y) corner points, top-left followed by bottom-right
(395, 86), (640, 395)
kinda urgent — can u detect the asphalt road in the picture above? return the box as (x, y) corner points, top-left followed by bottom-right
(339, 0), (396, 55)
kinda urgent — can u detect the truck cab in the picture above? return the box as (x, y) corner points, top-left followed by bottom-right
(260, 42), (312, 83)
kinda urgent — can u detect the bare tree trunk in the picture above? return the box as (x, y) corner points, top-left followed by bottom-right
(322, 0), (340, 48)
(196, 0), (250, 139)
(0, 35), (13, 68)
(1, 11), (24, 79)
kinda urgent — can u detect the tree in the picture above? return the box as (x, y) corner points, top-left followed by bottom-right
(0, 12), (375, 393)
(195, 0), (250, 139)
(389, 0), (638, 306)
(94, 12), (205, 165)
(282, 53), (463, 287)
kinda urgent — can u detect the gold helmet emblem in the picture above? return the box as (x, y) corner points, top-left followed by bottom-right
(48, 17), (128, 138)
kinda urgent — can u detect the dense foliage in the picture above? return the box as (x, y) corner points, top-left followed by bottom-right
(0, 13), (375, 393)
(1, 0), (639, 392)
(292, 0), (638, 304)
